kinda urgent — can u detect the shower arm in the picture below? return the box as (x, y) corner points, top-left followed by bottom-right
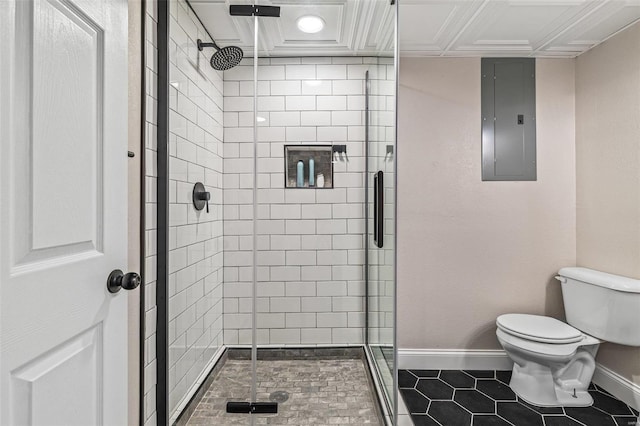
(197, 39), (221, 52)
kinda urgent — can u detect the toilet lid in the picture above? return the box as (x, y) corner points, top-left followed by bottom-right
(496, 314), (583, 344)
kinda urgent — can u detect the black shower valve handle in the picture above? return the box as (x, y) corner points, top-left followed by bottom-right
(192, 182), (210, 213)
(197, 191), (210, 213)
(196, 191), (211, 201)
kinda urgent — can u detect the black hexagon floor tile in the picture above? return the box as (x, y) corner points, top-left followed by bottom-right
(595, 384), (613, 395)
(520, 399), (564, 414)
(465, 370), (495, 379)
(454, 389), (495, 414)
(440, 370), (476, 388)
(473, 415), (513, 426)
(416, 378), (455, 400)
(477, 379), (517, 401)
(428, 400), (471, 426)
(402, 388), (430, 414)
(495, 370), (512, 385)
(592, 390), (636, 416)
(410, 369), (439, 378)
(409, 414), (440, 426)
(398, 369), (638, 426)
(544, 416), (584, 426)
(497, 401), (544, 426)
(399, 370), (418, 388)
(614, 416), (639, 426)
(565, 406), (617, 426)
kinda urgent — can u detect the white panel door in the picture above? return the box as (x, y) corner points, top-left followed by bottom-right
(0, 0), (129, 425)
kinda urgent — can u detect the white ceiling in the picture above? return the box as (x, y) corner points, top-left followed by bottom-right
(190, 0), (395, 57)
(190, 0), (640, 58)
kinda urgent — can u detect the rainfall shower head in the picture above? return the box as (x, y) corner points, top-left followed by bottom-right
(197, 38), (244, 71)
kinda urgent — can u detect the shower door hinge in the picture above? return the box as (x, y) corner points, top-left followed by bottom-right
(226, 401), (278, 414)
(229, 5), (281, 17)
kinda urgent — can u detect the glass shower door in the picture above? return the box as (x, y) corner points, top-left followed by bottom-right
(224, 5), (279, 424)
(366, 24), (398, 423)
(227, 1), (398, 424)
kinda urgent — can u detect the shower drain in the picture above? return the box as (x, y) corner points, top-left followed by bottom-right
(269, 391), (289, 403)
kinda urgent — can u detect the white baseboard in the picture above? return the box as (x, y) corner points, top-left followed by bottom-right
(398, 348), (640, 412)
(593, 364), (640, 411)
(397, 348), (513, 370)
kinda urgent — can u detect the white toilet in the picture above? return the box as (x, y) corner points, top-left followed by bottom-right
(496, 267), (640, 407)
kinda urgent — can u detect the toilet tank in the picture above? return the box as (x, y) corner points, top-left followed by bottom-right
(557, 267), (640, 346)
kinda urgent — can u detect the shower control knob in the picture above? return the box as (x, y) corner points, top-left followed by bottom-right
(107, 269), (141, 293)
(192, 182), (210, 213)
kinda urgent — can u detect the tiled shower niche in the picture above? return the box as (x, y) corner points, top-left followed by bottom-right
(284, 145), (333, 189)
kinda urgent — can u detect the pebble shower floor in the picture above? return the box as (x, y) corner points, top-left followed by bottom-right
(182, 358), (384, 425)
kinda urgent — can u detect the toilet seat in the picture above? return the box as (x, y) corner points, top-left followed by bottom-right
(496, 328), (589, 357)
(497, 314), (583, 344)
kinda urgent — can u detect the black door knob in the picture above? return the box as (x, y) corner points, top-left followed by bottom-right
(107, 269), (141, 293)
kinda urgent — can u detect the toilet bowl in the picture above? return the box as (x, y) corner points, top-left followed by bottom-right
(496, 267), (640, 408)
(496, 314), (600, 406)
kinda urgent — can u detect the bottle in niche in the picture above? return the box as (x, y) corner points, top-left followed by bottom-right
(316, 173), (325, 188)
(309, 158), (315, 187)
(296, 160), (304, 187)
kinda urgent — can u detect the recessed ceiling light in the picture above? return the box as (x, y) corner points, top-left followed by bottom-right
(297, 15), (325, 34)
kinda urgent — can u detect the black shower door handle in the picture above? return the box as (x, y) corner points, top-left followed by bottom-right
(373, 171), (384, 248)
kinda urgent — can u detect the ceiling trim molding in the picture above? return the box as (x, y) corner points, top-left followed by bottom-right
(531, 0), (609, 55)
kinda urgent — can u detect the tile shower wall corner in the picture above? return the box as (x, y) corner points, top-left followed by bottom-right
(145, 0), (225, 424)
(166, 0), (224, 421)
(222, 57), (390, 346)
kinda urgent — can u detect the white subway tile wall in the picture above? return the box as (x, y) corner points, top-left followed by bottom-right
(167, 0), (224, 422)
(223, 57), (388, 347)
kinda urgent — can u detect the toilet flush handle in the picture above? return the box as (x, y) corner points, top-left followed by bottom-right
(555, 275), (566, 283)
